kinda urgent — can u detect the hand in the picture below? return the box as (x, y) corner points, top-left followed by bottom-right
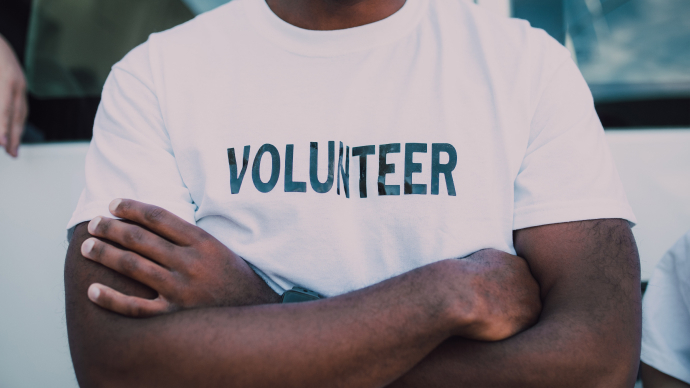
(448, 249), (541, 341)
(81, 199), (281, 317)
(0, 35), (27, 158)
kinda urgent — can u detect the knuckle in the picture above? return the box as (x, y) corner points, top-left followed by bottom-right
(183, 260), (202, 277)
(118, 253), (140, 276)
(122, 228), (144, 245)
(164, 302), (178, 314)
(161, 239), (176, 252)
(128, 304), (143, 318)
(195, 230), (212, 246)
(144, 206), (165, 223)
(148, 267), (168, 286)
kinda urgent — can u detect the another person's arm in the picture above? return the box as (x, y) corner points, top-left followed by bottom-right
(388, 218), (641, 387)
(65, 200), (541, 388)
(639, 231), (690, 388)
(0, 34), (27, 157)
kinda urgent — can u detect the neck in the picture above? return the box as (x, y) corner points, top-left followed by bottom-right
(265, 0), (406, 30)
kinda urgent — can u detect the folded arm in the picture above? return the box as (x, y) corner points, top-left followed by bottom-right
(65, 200), (539, 388)
(389, 218), (642, 388)
(66, 200), (639, 387)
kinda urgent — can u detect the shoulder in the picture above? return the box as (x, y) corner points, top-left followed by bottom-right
(114, 0), (246, 73)
(429, 0), (573, 106)
(147, 0), (246, 50)
(110, 0), (247, 94)
(432, 0), (569, 61)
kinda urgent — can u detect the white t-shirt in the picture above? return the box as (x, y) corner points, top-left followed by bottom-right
(68, 0), (635, 297)
(641, 230), (690, 384)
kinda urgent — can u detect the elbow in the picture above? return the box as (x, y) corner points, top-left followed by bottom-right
(70, 339), (135, 388)
(67, 317), (146, 388)
(73, 365), (116, 388)
(583, 333), (641, 388)
(592, 356), (640, 388)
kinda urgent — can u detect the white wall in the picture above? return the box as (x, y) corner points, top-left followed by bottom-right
(1, 129), (688, 386)
(0, 143), (87, 388)
(607, 129), (690, 280)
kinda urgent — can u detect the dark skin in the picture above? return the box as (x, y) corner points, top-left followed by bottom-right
(65, 1), (641, 386)
(66, 199), (640, 387)
(67, 199), (542, 387)
(265, 0), (406, 31)
(642, 363), (690, 388)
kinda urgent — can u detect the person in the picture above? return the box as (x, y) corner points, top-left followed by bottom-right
(640, 230), (690, 388)
(64, 0), (642, 386)
(0, 33), (27, 157)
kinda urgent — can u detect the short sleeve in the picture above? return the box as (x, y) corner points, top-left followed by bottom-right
(67, 42), (197, 230)
(640, 230), (690, 384)
(513, 54), (636, 230)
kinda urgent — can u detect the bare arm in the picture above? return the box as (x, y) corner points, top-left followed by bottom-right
(641, 363), (690, 388)
(65, 200), (540, 388)
(388, 219), (642, 387)
(66, 224), (451, 387)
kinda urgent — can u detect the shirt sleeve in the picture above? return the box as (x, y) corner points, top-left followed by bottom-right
(512, 50), (636, 230)
(640, 230), (690, 384)
(66, 41), (197, 230)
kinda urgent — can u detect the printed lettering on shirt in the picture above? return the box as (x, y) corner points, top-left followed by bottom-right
(227, 142), (457, 197)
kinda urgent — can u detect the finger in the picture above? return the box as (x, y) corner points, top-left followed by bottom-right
(109, 198), (201, 246)
(88, 283), (170, 318)
(8, 86), (26, 157)
(0, 85), (13, 150)
(87, 216), (180, 268)
(82, 237), (174, 294)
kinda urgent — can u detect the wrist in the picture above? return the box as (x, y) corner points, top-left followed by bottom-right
(420, 259), (479, 337)
(449, 261), (485, 337)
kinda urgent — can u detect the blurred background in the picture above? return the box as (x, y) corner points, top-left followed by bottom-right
(0, 0), (688, 386)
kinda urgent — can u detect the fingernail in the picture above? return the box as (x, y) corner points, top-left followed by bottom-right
(88, 217), (102, 234)
(81, 238), (95, 256)
(88, 284), (100, 301)
(109, 199), (122, 214)
(0, 136), (6, 146)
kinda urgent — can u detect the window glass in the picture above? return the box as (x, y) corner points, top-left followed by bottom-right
(24, 0), (204, 98)
(565, 0), (690, 103)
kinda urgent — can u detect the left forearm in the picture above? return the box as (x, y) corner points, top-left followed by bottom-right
(389, 308), (640, 387)
(391, 219), (642, 388)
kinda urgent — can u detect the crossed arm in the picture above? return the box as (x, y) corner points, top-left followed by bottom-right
(65, 199), (641, 387)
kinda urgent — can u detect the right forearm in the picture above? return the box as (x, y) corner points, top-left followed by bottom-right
(67, 242), (458, 388)
(106, 282), (447, 387)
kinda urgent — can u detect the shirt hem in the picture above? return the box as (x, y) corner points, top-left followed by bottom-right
(67, 200), (197, 230)
(513, 199), (636, 230)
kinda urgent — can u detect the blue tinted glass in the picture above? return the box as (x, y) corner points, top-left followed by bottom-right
(566, 0), (690, 102)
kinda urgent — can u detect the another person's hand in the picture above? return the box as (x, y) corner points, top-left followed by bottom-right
(444, 249), (542, 341)
(0, 35), (27, 158)
(81, 199), (281, 317)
